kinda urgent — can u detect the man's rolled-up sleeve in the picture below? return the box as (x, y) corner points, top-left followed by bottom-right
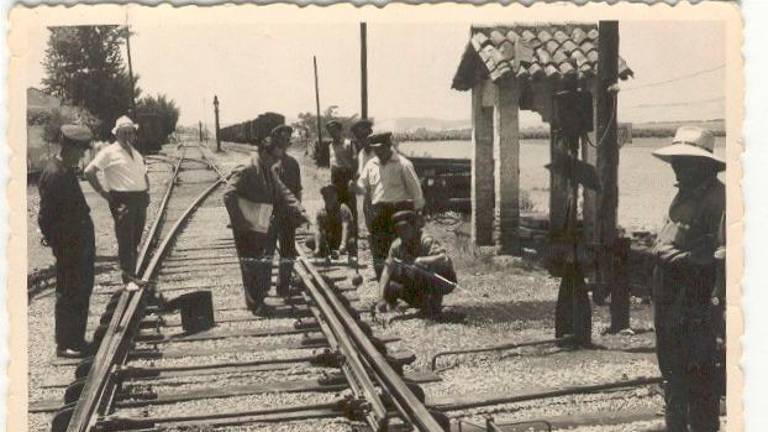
(402, 160), (425, 210)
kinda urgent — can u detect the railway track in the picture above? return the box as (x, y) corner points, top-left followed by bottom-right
(28, 140), (670, 432)
(34, 142), (448, 432)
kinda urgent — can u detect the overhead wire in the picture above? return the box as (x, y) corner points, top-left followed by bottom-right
(621, 64), (725, 92)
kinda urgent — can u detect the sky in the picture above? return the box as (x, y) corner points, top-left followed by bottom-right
(25, 20), (726, 129)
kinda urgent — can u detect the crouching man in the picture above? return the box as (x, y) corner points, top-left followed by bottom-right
(306, 185), (356, 258)
(376, 210), (456, 319)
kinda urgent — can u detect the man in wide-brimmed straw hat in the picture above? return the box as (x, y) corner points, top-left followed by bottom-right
(650, 125), (724, 432)
(38, 125), (97, 358)
(85, 115), (150, 284)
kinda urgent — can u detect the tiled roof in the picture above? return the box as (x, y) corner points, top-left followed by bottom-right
(452, 24), (633, 91)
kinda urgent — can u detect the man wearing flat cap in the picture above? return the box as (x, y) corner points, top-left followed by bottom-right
(377, 210), (455, 318)
(327, 120), (358, 233)
(351, 119), (374, 233)
(85, 115), (150, 283)
(38, 125), (96, 358)
(351, 132), (425, 279)
(223, 130), (309, 314)
(651, 126), (725, 432)
(269, 124), (302, 297)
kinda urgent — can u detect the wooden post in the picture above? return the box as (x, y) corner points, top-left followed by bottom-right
(596, 21), (627, 330)
(471, 82), (495, 246)
(495, 78), (521, 254)
(550, 124), (569, 235)
(199, 121), (203, 142)
(125, 27), (137, 117)
(360, 23), (368, 119)
(213, 96), (221, 152)
(313, 56), (323, 147)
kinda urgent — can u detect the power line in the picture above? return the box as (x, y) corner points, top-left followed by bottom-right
(624, 96), (725, 109)
(622, 64), (725, 92)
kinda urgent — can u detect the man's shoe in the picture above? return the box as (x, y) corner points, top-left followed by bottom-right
(56, 347), (86, 359)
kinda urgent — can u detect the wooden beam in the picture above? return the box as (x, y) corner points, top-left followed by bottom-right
(549, 123), (569, 236)
(360, 23), (368, 119)
(495, 78), (521, 254)
(471, 82), (495, 246)
(595, 21), (624, 329)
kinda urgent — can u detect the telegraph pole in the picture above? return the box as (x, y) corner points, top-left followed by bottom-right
(213, 96), (221, 152)
(125, 26), (137, 117)
(360, 22), (368, 119)
(313, 56), (323, 146)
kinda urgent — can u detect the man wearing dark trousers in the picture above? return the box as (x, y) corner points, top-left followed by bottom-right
(377, 210), (456, 319)
(270, 125), (301, 297)
(352, 132), (424, 279)
(223, 135), (308, 314)
(85, 116), (149, 283)
(651, 126), (725, 432)
(326, 120), (358, 231)
(38, 125), (96, 358)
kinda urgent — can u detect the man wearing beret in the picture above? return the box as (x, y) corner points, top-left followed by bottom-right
(85, 115), (150, 283)
(377, 210), (455, 318)
(269, 125), (302, 297)
(327, 120), (358, 233)
(651, 126), (725, 432)
(223, 131), (309, 314)
(351, 132), (425, 279)
(38, 125), (96, 358)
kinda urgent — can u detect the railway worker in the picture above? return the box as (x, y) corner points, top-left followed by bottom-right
(305, 185), (356, 258)
(351, 119), (375, 233)
(38, 125), (96, 358)
(85, 116), (150, 284)
(270, 125), (302, 297)
(351, 132), (425, 279)
(223, 133), (308, 315)
(326, 120), (358, 230)
(651, 126), (725, 432)
(376, 210), (455, 319)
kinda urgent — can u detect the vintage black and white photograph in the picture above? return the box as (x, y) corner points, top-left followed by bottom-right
(12, 3), (742, 432)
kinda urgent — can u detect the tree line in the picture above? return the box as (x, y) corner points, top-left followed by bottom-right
(34, 25), (180, 148)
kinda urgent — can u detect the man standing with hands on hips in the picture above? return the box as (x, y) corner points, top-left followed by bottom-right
(84, 116), (150, 283)
(350, 132), (424, 279)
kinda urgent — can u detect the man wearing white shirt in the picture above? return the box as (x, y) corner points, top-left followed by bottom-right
(351, 132), (424, 279)
(84, 116), (150, 283)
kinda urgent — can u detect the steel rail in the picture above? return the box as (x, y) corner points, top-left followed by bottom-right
(294, 261), (388, 431)
(65, 152), (224, 432)
(297, 252), (447, 432)
(62, 151), (185, 432)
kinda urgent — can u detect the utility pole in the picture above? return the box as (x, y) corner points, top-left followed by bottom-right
(313, 56), (323, 147)
(360, 22), (368, 119)
(199, 121), (203, 142)
(213, 96), (221, 152)
(125, 26), (137, 117)
(595, 21), (627, 332)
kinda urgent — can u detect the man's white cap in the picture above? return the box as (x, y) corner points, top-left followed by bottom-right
(111, 115), (140, 136)
(652, 126), (725, 170)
